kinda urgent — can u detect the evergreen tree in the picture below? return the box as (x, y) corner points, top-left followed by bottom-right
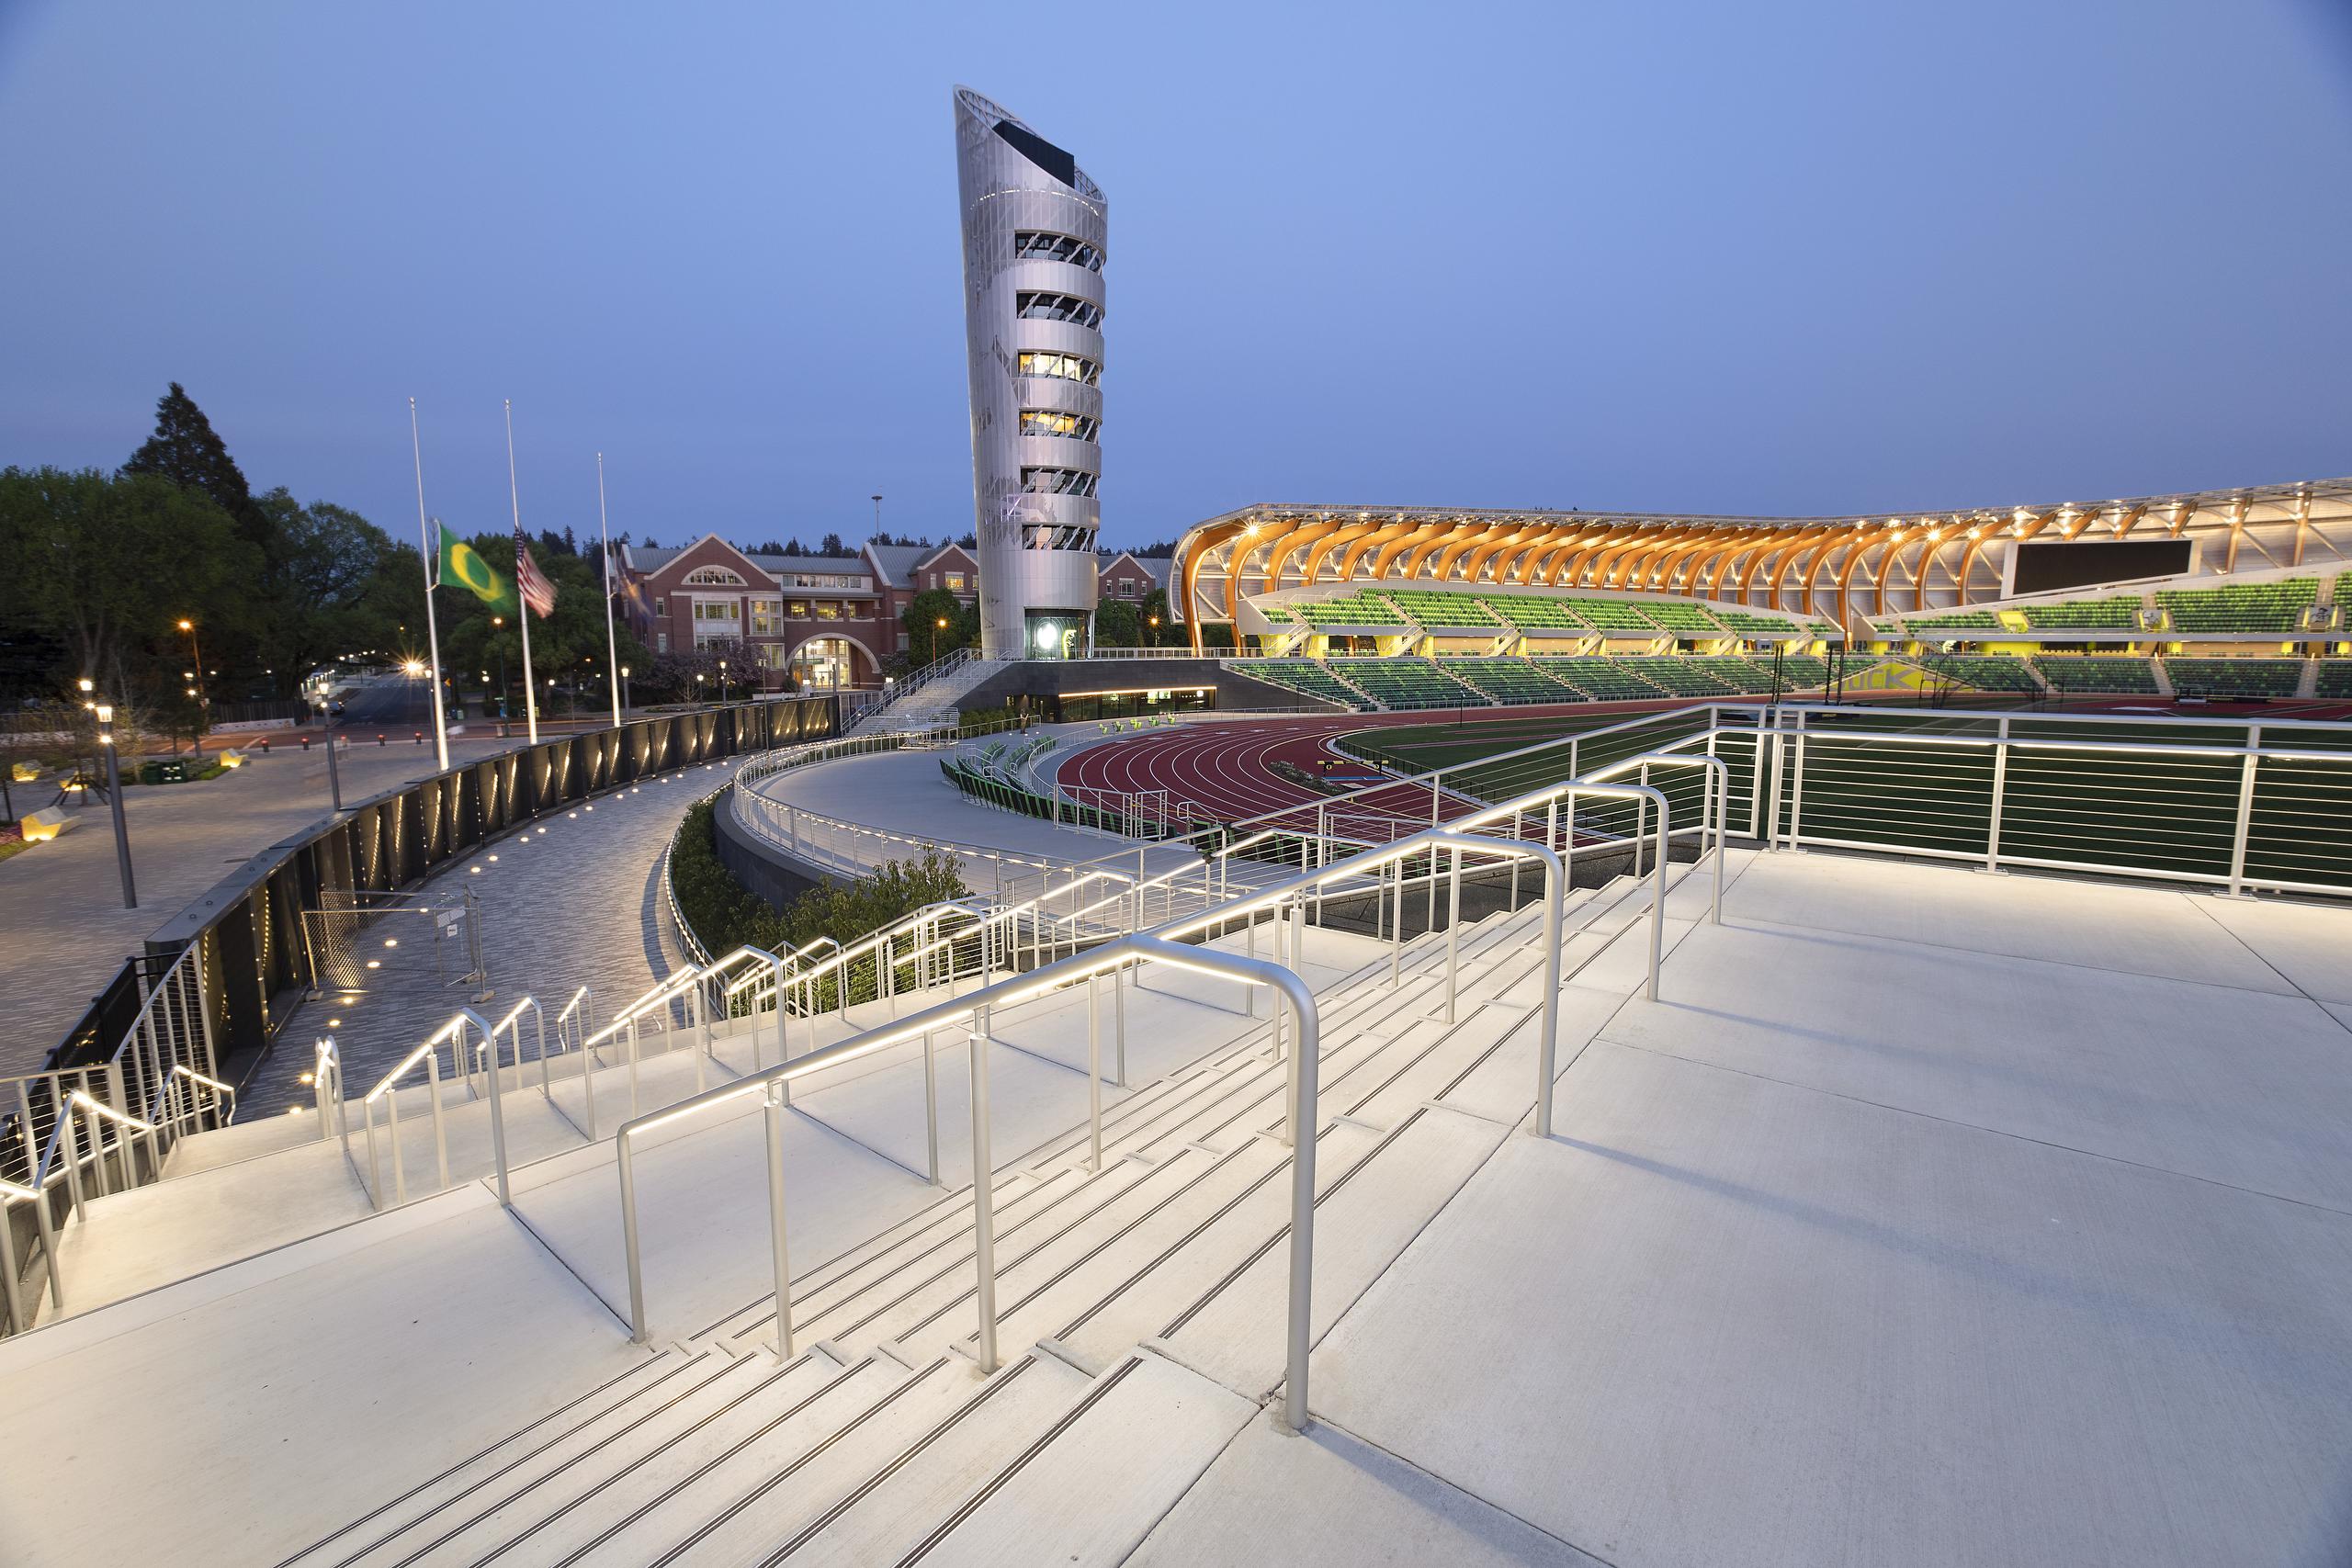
(122, 383), (262, 541)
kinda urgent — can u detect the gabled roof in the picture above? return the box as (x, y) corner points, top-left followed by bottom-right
(865, 543), (932, 588)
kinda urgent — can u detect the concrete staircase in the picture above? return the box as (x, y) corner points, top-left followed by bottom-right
(244, 872), (1674, 1568)
(857, 657), (1005, 732)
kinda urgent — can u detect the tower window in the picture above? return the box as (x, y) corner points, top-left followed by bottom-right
(1021, 467), (1098, 497)
(1014, 232), (1104, 271)
(1016, 351), (1101, 385)
(1014, 291), (1102, 329)
(1020, 409), (1100, 441)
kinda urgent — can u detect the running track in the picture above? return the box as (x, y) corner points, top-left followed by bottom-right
(1054, 694), (2352, 833)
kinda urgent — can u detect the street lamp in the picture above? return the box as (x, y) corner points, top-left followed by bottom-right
(492, 615), (509, 722)
(621, 664), (632, 713)
(695, 672), (706, 705)
(94, 704), (135, 908)
(1148, 614), (1160, 649)
(718, 659), (728, 705)
(933, 615), (948, 665)
(176, 619), (207, 756)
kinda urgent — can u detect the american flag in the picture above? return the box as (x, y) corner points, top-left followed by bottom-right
(514, 526), (558, 618)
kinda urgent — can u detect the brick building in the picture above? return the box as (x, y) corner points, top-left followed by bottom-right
(617, 535), (1171, 691)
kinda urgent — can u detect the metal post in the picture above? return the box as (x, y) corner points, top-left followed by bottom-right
(385, 1087), (408, 1206)
(0, 1195), (24, 1334)
(1389, 856), (1403, 986)
(1444, 846), (1462, 1024)
(1787, 719), (1807, 851)
(2226, 725), (2261, 896)
(968, 1008), (999, 1374)
(425, 1050), (450, 1191)
(1245, 909), (1259, 1016)
(1086, 974), (1103, 1172)
(922, 1029), (940, 1185)
(764, 1083), (794, 1359)
(101, 741), (134, 908)
(1114, 957), (1127, 1086)
(1984, 722), (2011, 874)
(479, 1017), (511, 1206)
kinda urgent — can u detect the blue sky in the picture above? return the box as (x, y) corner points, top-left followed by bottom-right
(3, 0), (2347, 552)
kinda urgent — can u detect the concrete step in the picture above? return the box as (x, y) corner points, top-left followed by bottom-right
(896, 1350), (1257, 1567)
(760, 1351), (1093, 1565)
(956, 1123), (1383, 1369)
(410, 1350), (888, 1567)
(278, 1349), (697, 1568)
(625, 1355), (1011, 1566)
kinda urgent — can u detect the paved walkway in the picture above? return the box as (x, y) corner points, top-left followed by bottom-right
(237, 761), (729, 1114)
(0, 733), (590, 1078)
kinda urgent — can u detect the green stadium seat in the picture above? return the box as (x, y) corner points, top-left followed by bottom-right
(1435, 658), (1582, 704)
(2018, 597), (2143, 630)
(1329, 659), (1483, 709)
(2314, 660), (2352, 699)
(2033, 657), (2160, 694)
(1378, 590), (1503, 628)
(2154, 580), (2317, 635)
(1238, 660), (1374, 709)
(1914, 655), (2040, 693)
(2163, 658), (2303, 698)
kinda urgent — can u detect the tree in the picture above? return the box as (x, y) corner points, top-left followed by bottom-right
(1138, 587), (1173, 647)
(817, 532), (846, 557)
(0, 466), (262, 709)
(251, 489), (394, 685)
(122, 383), (261, 541)
(902, 587), (976, 665)
(1094, 599), (1141, 648)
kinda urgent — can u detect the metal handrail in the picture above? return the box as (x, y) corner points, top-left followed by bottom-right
(610, 775), (1687, 1431)
(358, 1007), (510, 1209)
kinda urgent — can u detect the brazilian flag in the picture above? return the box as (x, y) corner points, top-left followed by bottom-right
(436, 523), (511, 609)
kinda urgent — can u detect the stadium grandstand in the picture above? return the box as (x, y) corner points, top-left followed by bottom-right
(1141, 478), (2352, 705)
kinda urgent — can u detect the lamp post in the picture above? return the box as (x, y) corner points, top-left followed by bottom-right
(621, 664), (632, 714)
(718, 659), (729, 705)
(695, 672), (706, 706)
(933, 615), (947, 666)
(1148, 614), (1159, 649)
(176, 619), (206, 755)
(95, 704), (135, 908)
(492, 615), (509, 727)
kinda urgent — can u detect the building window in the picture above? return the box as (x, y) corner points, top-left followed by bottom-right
(944, 571), (967, 592)
(693, 600), (740, 623)
(750, 599), (781, 636)
(1021, 409), (1099, 441)
(1014, 291), (1102, 329)
(1014, 231), (1104, 271)
(787, 599), (808, 616)
(656, 631), (669, 653)
(1117, 577), (1137, 597)
(1021, 467), (1098, 497)
(1022, 523), (1099, 550)
(1016, 351), (1101, 385)
(684, 567), (745, 586)
(814, 601), (841, 621)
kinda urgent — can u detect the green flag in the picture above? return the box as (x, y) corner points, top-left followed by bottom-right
(435, 523), (509, 607)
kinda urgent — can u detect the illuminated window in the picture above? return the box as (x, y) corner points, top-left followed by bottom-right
(1021, 467), (1098, 497)
(1014, 232), (1104, 270)
(1014, 292), (1102, 329)
(1021, 409), (1099, 441)
(944, 571), (967, 592)
(1017, 351), (1101, 385)
(750, 599), (781, 636)
(693, 600), (739, 622)
(684, 567), (745, 586)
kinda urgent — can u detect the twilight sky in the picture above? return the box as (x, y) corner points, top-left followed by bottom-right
(3, 0), (2348, 553)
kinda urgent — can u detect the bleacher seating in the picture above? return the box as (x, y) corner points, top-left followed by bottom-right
(1636, 658), (1744, 697)
(1713, 608), (1808, 638)
(1331, 658), (1482, 709)
(1918, 655), (2041, 693)
(2154, 579), (2317, 635)
(1477, 595), (1589, 633)
(1529, 657), (1668, 702)
(2164, 658), (2303, 699)
(2018, 597), (2143, 630)
(1258, 604), (1295, 625)
(2315, 661), (2352, 699)
(1292, 593), (1408, 631)
(2034, 657), (2160, 694)
(1559, 598), (1661, 634)
(1436, 658), (1580, 704)
(1905, 609), (2004, 634)
(1379, 590), (1502, 627)
(1639, 601), (1727, 637)
(1236, 660), (1367, 708)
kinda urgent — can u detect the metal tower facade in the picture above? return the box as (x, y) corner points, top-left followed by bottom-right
(954, 86), (1105, 660)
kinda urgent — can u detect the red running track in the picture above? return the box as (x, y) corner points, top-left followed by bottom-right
(1053, 694), (2352, 835)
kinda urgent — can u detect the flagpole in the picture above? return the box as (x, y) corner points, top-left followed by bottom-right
(596, 451), (623, 728)
(503, 399), (539, 746)
(411, 398), (451, 773)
